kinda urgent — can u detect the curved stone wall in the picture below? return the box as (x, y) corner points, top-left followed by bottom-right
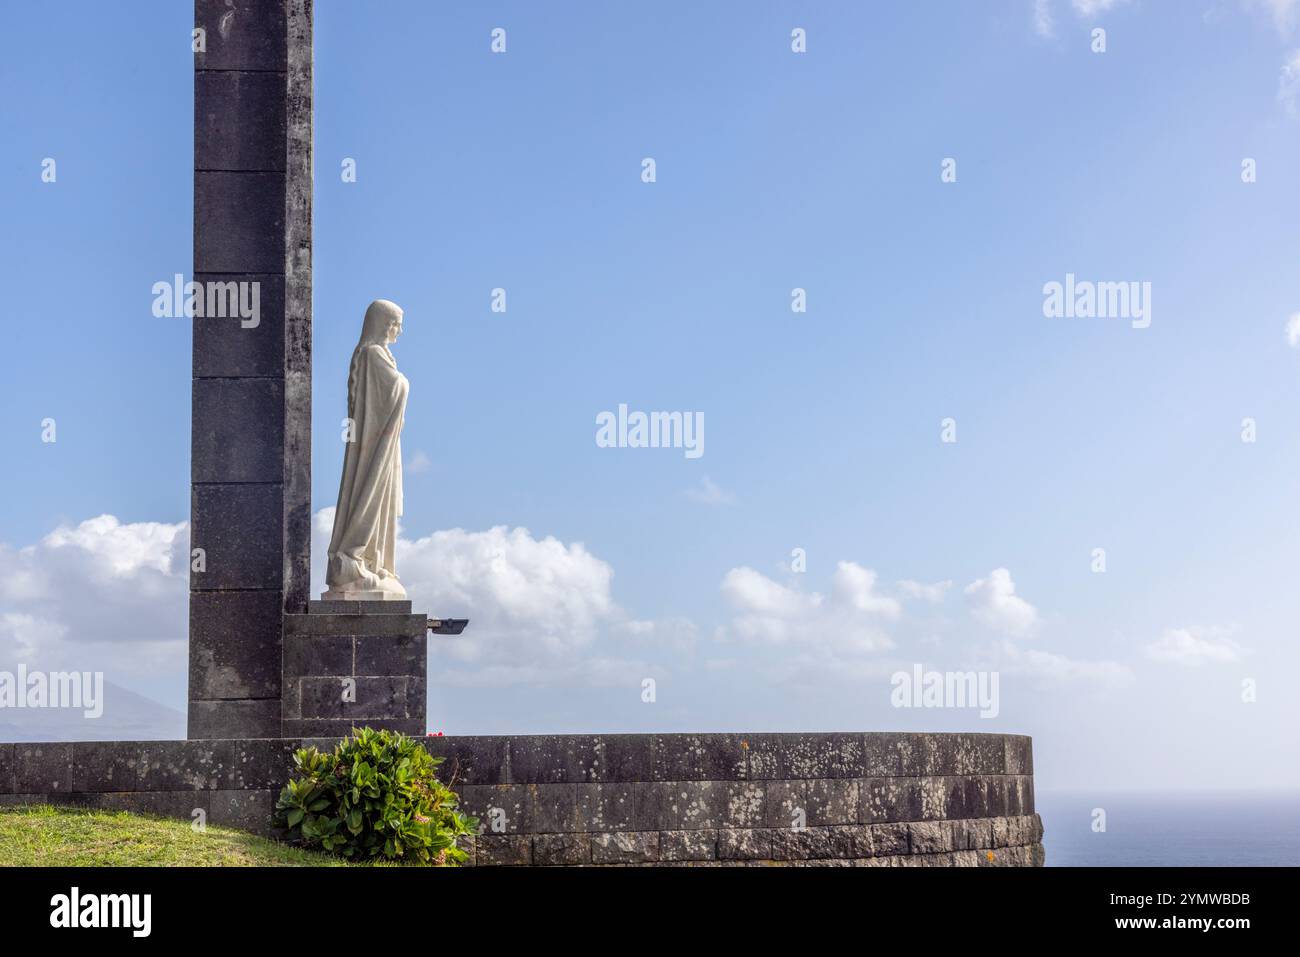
(0, 731), (1042, 866)
(427, 732), (1043, 866)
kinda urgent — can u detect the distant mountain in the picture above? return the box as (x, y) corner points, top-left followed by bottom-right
(0, 680), (185, 742)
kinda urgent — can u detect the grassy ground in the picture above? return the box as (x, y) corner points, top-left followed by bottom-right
(0, 804), (347, 866)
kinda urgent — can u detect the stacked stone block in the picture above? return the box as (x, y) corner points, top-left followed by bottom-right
(434, 732), (1043, 867)
(189, 0), (313, 738)
(0, 733), (1043, 867)
(281, 601), (428, 738)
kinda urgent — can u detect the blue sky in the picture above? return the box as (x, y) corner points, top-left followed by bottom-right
(2, 1), (1300, 790)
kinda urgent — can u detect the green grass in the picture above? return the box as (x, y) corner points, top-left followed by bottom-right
(0, 804), (349, 867)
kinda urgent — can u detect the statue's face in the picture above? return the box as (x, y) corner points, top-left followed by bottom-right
(386, 314), (403, 344)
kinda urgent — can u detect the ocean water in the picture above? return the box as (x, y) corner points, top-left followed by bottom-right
(1037, 791), (1300, 866)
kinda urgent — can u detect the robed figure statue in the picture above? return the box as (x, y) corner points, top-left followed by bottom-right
(323, 299), (409, 600)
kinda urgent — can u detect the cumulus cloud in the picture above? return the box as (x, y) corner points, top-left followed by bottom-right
(897, 579), (953, 602)
(1288, 312), (1300, 347)
(685, 475), (737, 507)
(0, 515), (190, 737)
(964, 568), (1039, 638)
(0, 515), (189, 672)
(718, 561), (898, 652)
(311, 509), (670, 687)
(994, 638), (1133, 685)
(1143, 627), (1246, 665)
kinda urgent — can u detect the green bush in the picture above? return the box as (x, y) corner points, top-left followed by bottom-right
(274, 727), (477, 865)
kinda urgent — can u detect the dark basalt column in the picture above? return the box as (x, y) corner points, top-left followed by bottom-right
(189, 0), (313, 738)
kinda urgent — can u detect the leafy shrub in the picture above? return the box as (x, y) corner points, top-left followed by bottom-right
(274, 726), (476, 865)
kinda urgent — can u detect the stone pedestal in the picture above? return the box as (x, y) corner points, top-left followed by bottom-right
(280, 601), (428, 738)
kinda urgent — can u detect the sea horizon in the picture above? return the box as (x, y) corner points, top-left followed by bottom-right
(1037, 789), (1300, 867)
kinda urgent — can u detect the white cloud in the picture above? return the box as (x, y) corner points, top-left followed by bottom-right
(0, 515), (190, 724)
(1280, 49), (1300, 115)
(964, 568), (1039, 638)
(1144, 627), (1246, 665)
(0, 515), (188, 663)
(685, 475), (737, 506)
(311, 509), (672, 687)
(897, 579), (953, 602)
(1034, 0), (1056, 38)
(405, 450), (433, 475)
(1250, 0), (1300, 37)
(1072, 0), (1130, 15)
(994, 639), (1133, 685)
(718, 561), (898, 652)
(1287, 312), (1300, 347)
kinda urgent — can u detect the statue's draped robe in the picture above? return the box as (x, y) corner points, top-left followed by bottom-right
(325, 322), (408, 595)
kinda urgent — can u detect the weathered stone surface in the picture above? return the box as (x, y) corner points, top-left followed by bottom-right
(476, 835), (531, 866)
(963, 774), (990, 820)
(193, 274), (285, 378)
(1005, 735), (1033, 775)
(984, 774), (1008, 818)
(3, 733), (1042, 867)
(630, 781), (680, 831)
(194, 0), (288, 71)
(716, 828), (771, 861)
(308, 599), (412, 615)
(595, 733), (657, 782)
(919, 775), (951, 821)
(190, 484), (283, 590)
(842, 823), (874, 858)
(422, 735), (510, 785)
(281, 717), (422, 738)
(281, 0), (313, 622)
(745, 732), (864, 780)
(860, 776), (922, 823)
(191, 378), (284, 484)
(654, 733), (746, 781)
(592, 831), (658, 864)
(194, 171), (286, 273)
(95, 791), (211, 821)
(921, 734), (961, 776)
(805, 777), (859, 826)
(0, 744), (15, 793)
(659, 828), (717, 861)
(284, 613), (424, 638)
(533, 833), (590, 866)
(69, 742), (140, 793)
(229, 739), (300, 789)
(870, 822), (911, 856)
(139, 740), (230, 790)
(354, 634), (425, 676)
(908, 820), (955, 854)
(209, 788), (276, 835)
(575, 782), (637, 832)
(195, 71), (287, 172)
(299, 675), (408, 720)
(862, 733), (910, 776)
(15, 744), (74, 793)
(189, 590), (282, 699)
(770, 825), (854, 861)
(187, 698), (281, 739)
(282, 635), (352, 677)
(763, 779), (806, 828)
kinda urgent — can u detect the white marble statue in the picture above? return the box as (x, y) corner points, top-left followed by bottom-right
(323, 299), (409, 600)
